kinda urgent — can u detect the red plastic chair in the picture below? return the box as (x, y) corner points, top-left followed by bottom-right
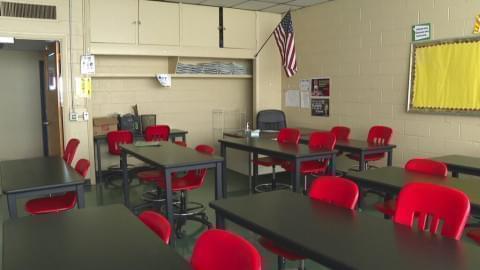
(346, 125), (393, 169)
(138, 210), (171, 245)
(467, 229), (480, 245)
(375, 158), (448, 217)
(330, 126), (350, 141)
(394, 182), (470, 240)
(63, 138), (80, 166)
(107, 130), (134, 155)
(157, 145), (215, 237)
(25, 159), (90, 215)
(253, 128), (301, 192)
(144, 125), (170, 141)
(282, 132), (336, 192)
(191, 229), (262, 270)
(259, 176), (359, 270)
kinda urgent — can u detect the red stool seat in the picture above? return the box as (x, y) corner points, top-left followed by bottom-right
(25, 192), (77, 214)
(282, 160), (328, 175)
(346, 152), (385, 162)
(467, 229), (480, 245)
(374, 199), (397, 216)
(138, 170), (164, 183)
(157, 172), (202, 192)
(252, 157), (283, 167)
(258, 237), (305, 260)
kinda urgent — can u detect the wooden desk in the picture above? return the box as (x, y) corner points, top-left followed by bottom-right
(0, 157), (87, 218)
(2, 205), (192, 270)
(210, 191), (480, 270)
(120, 142), (223, 245)
(432, 155), (480, 177)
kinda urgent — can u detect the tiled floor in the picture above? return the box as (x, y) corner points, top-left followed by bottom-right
(1, 158), (478, 270)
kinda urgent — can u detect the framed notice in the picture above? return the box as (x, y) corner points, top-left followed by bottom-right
(311, 98), (329, 117)
(311, 78), (330, 97)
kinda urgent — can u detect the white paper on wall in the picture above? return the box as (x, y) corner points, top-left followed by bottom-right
(285, 90), (300, 107)
(299, 79), (311, 91)
(301, 91), (310, 109)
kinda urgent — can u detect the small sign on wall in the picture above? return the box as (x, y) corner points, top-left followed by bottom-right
(412, 23), (431, 41)
(80, 55), (95, 75)
(311, 77), (330, 117)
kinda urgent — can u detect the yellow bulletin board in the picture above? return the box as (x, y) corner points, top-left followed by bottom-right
(408, 36), (480, 114)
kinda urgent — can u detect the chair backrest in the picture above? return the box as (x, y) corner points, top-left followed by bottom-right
(106, 130), (134, 155)
(367, 125), (393, 145)
(308, 176), (359, 210)
(330, 126), (350, 141)
(138, 211), (171, 245)
(191, 229), (262, 270)
(140, 114), (156, 133)
(74, 159), (90, 177)
(405, 158), (448, 177)
(394, 182), (470, 240)
(256, 109), (287, 131)
(63, 138), (80, 165)
(144, 125), (170, 142)
(277, 128), (301, 144)
(309, 131), (336, 151)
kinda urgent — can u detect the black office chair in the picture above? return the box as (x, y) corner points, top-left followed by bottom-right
(256, 110), (286, 130)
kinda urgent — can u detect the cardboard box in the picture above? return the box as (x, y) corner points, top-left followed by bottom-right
(93, 116), (118, 136)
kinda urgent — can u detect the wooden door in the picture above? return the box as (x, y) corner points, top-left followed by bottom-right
(43, 41), (63, 157)
(90, 0), (138, 44)
(223, 8), (256, 49)
(139, 0), (180, 46)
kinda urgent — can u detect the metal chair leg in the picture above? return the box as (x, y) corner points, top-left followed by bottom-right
(277, 256), (286, 270)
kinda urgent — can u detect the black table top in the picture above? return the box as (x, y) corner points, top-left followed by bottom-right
(432, 155), (480, 171)
(219, 137), (336, 159)
(223, 127), (322, 139)
(210, 191), (480, 270)
(0, 157), (85, 194)
(346, 166), (480, 212)
(2, 204), (192, 270)
(121, 141), (223, 169)
(94, 128), (188, 140)
(335, 139), (396, 152)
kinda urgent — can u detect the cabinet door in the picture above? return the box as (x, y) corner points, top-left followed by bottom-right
(223, 8), (256, 49)
(90, 0), (138, 44)
(139, 0), (180, 46)
(181, 5), (219, 48)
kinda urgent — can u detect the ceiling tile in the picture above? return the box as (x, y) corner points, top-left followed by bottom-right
(201, 0), (247, 7)
(287, 0), (330, 7)
(164, 0), (205, 4)
(261, 4), (300, 13)
(259, 0), (292, 3)
(233, 1), (276, 11)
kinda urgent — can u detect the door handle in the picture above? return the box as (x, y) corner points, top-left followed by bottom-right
(43, 121), (49, 126)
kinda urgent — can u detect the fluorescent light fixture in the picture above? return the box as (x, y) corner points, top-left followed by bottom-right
(0, 37), (14, 44)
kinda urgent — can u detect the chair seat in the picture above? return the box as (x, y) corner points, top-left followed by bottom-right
(25, 192), (77, 215)
(138, 170), (164, 183)
(157, 174), (202, 192)
(467, 229), (480, 245)
(282, 160), (328, 175)
(374, 199), (397, 216)
(346, 153), (385, 162)
(258, 237), (305, 261)
(252, 157), (284, 167)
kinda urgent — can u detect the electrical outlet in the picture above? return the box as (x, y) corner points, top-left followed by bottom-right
(69, 112), (77, 121)
(83, 112), (89, 120)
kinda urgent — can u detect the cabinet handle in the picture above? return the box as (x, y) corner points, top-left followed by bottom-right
(137, 20), (141, 25)
(132, 21), (137, 24)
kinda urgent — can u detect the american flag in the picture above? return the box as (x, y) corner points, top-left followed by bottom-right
(274, 11), (297, 77)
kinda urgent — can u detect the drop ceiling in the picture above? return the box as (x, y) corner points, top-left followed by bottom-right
(163, 0), (332, 14)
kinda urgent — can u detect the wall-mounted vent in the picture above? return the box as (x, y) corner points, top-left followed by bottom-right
(0, 1), (56, 20)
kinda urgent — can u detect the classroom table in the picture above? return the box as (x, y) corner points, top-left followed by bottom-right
(120, 142), (223, 245)
(431, 155), (480, 178)
(346, 166), (480, 214)
(94, 129), (188, 185)
(210, 191), (480, 270)
(334, 139), (396, 171)
(218, 136), (336, 194)
(2, 204), (192, 270)
(0, 157), (87, 218)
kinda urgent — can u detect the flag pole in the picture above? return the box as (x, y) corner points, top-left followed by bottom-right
(254, 11), (289, 58)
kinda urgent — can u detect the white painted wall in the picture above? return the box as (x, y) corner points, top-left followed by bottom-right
(0, 50), (43, 160)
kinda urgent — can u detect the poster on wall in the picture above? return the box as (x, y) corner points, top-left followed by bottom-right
(311, 78), (330, 97)
(311, 98), (329, 117)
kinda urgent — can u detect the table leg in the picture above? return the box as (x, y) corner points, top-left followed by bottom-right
(164, 169), (175, 246)
(291, 159), (300, 193)
(121, 151), (130, 208)
(452, 171), (459, 178)
(220, 142), (227, 197)
(248, 152), (252, 194)
(387, 150), (393, 166)
(253, 152), (258, 193)
(182, 134), (186, 143)
(215, 161), (224, 199)
(216, 212), (225, 229)
(96, 139), (103, 185)
(7, 194), (17, 218)
(329, 154), (336, 175)
(76, 184), (86, 208)
(359, 152), (366, 171)
(383, 193), (393, 219)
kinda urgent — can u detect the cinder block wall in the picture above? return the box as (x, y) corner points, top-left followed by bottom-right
(283, 0), (480, 165)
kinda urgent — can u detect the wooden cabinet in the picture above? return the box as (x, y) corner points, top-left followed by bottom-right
(223, 8), (256, 50)
(181, 5), (219, 48)
(139, 1), (180, 46)
(90, 0), (138, 44)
